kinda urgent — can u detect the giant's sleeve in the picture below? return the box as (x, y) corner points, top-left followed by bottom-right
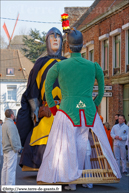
(94, 62), (104, 107)
(45, 63), (59, 115)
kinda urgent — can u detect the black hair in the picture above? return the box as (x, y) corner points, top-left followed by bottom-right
(69, 44), (83, 53)
(119, 114), (125, 119)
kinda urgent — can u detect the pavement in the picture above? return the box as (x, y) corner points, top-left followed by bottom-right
(0, 156), (129, 193)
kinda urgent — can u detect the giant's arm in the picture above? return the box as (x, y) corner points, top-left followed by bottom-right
(27, 58), (44, 125)
(45, 63), (59, 115)
(28, 71), (40, 125)
(94, 62), (104, 107)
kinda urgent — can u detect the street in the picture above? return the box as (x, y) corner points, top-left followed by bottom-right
(0, 156), (129, 193)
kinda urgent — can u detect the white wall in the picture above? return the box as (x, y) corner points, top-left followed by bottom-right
(100, 97), (109, 123)
(101, 97), (106, 123)
(0, 81), (27, 121)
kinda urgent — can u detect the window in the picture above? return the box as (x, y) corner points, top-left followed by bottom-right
(127, 29), (129, 64)
(100, 97), (109, 123)
(6, 68), (14, 75)
(7, 86), (17, 101)
(81, 52), (86, 59)
(115, 35), (121, 68)
(126, 29), (129, 72)
(89, 50), (94, 62)
(123, 84), (129, 123)
(104, 39), (109, 70)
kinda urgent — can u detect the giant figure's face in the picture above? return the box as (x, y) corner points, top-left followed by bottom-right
(46, 27), (63, 57)
(49, 34), (61, 52)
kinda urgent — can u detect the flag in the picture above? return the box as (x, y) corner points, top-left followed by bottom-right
(3, 23), (10, 40)
(10, 13), (19, 40)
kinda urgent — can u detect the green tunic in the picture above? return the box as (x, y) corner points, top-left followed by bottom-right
(45, 52), (104, 126)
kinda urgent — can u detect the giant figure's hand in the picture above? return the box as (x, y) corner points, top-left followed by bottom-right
(28, 98), (39, 125)
(38, 105), (51, 118)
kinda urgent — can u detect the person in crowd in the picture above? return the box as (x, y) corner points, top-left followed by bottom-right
(104, 122), (113, 151)
(16, 27), (66, 170)
(111, 114), (128, 174)
(37, 27), (121, 190)
(115, 114), (120, 125)
(100, 115), (113, 151)
(13, 116), (17, 125)
(125, 121), (129, 162)
(0, 119), (3, 125)
(1, 109), (21, 191)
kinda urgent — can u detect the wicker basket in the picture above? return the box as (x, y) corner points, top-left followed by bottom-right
(37, 129), (120, 184)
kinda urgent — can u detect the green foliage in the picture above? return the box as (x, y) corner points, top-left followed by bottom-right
(22, 29), (46, 63)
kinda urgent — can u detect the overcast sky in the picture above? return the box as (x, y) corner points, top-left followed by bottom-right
(1, 0), (94, 43)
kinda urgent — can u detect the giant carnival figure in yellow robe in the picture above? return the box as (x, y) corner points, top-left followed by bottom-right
(16, 27), (66, 170)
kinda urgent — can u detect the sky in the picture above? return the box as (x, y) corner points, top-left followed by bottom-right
(1, 0), (94, 44)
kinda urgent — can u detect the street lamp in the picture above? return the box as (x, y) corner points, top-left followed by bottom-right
(34, 39), (44, 44)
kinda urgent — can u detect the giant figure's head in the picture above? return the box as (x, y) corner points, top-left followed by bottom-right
(68, 27), (83, 53)
(46, 27), (63, 57)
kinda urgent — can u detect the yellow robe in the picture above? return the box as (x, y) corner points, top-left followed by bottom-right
(30, 58), (62, 146)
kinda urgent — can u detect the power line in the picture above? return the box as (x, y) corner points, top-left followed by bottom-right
(0, 17), (61, 24)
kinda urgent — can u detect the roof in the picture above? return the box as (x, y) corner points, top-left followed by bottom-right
(10, 35), (31, 45)
(9, 35), (32, 53)
(0, 49), (34, 81)
(74, 0), (124, 30)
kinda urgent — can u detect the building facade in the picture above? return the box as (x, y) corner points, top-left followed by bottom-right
(0, 49), (34, 121)
(63, 0), (129, 127)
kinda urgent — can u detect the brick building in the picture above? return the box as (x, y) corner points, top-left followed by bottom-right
(63, 0), (129, 127)
(64, 7), (89, 26)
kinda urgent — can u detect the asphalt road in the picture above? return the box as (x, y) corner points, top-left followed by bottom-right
(0, 156), (129, 193)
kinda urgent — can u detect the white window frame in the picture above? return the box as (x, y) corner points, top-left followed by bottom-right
(7, 85), (17, 101)
(6, 68), (15, 76)
(17, 84), (26, 103)
(122, 23), (129, 72)
(99, 34), (109, 75)
(110, 28), (121, 76)
(100, 97), (109, 123)
(85, 41), (94, 62)
(89, 49), (94, 62)
(81, 47), (86, 59)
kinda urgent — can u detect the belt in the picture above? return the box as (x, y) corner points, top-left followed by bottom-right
(42, 100), (61, 105)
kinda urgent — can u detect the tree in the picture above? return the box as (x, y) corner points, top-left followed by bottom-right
(22, 29), (46, 63)
(0, 35), (7, 49)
